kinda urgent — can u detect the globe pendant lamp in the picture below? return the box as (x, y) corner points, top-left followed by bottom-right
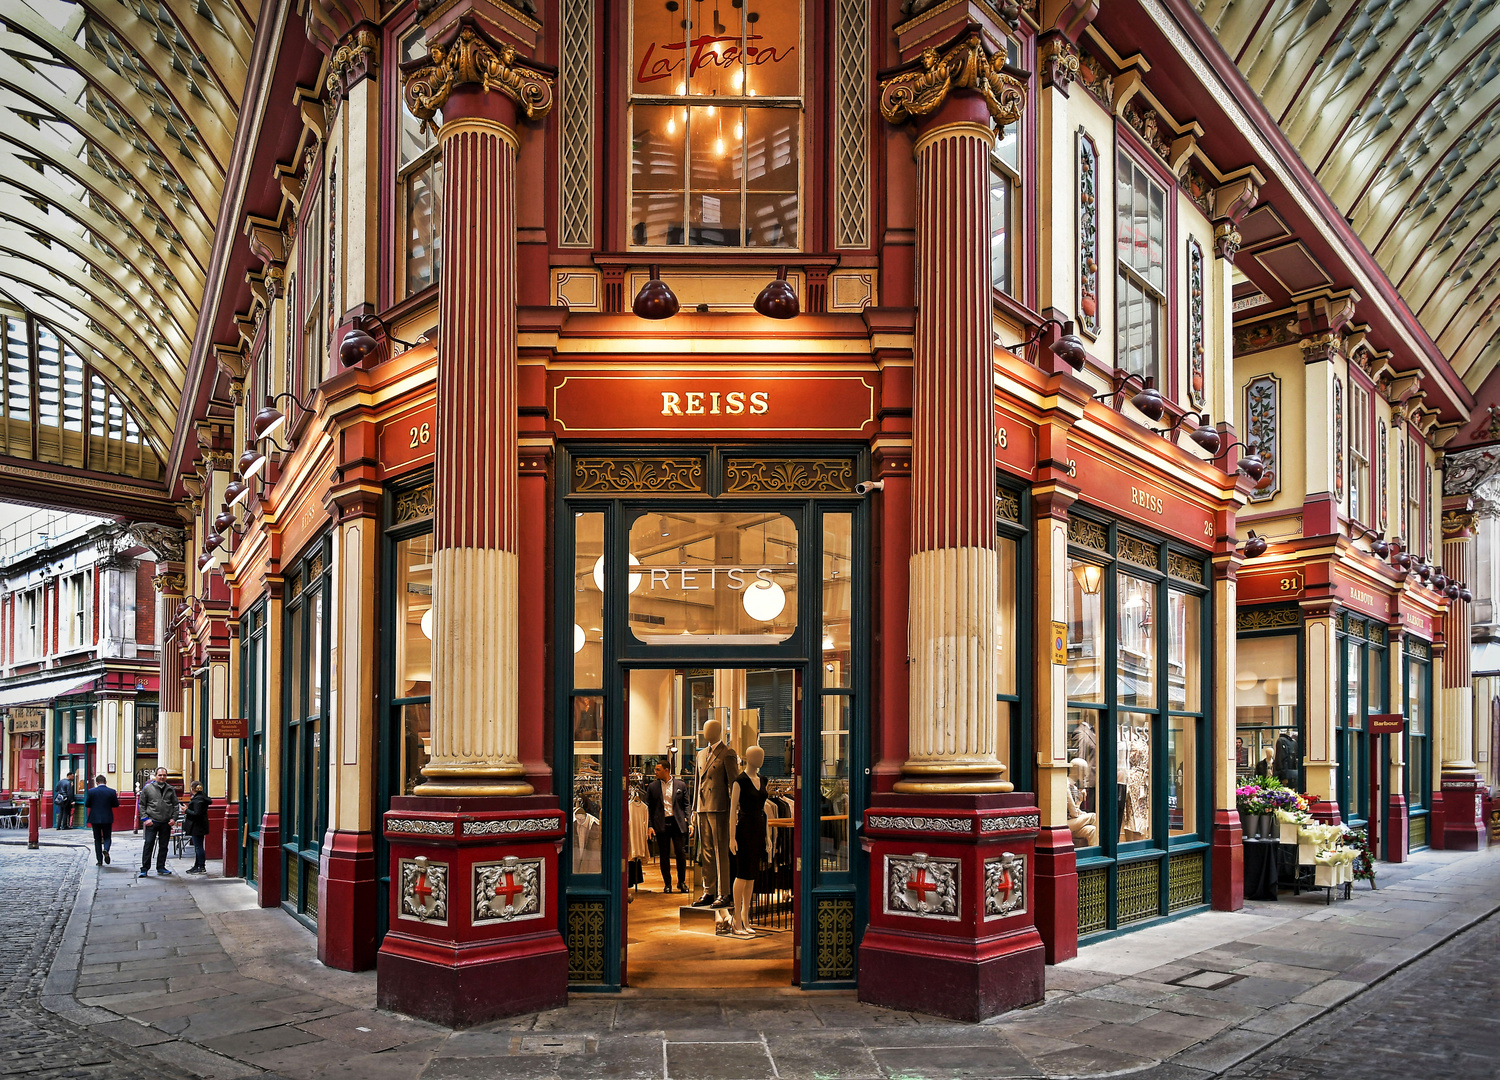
(633, 264), (679, 320)
(1129, 377), (1166, 422)
(753, 266), (799, 319)
(592, 554), (642, 594)
(1187, 413), (1222, 456)
(1052, 333), (1088, 371)
(743, 577), (786, 622)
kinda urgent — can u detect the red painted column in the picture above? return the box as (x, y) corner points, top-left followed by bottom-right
(859, 31), (1042, 1023)
(377, 14), (567, 1027)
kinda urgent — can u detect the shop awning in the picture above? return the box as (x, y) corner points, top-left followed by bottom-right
(0, 676), (98, 708)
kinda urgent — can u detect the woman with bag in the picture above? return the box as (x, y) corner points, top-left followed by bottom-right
(183, 782), (211, 875)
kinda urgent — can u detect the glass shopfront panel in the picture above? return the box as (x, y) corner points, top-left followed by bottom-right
(282, 536), (332, 928)
(239, 603), (267, 884)
(1404, 650), (1431, 827)
(1234, 633), (1300, 786)
(1337, 618), (1386, 826)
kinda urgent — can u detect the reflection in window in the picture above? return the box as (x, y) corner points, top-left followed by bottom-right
(573, 513), (604, 686)
(1168, 592), (1200, 713)
(1167, 714), (1195, 837)
(1067, 557), (1105, 703)
(627, 512), (798, 643)
(1067, 708), (1100, 848)
(398, 25), (443, 294)
(1235, 634), (1299, 786)
(1117, 574), (1155, 708)
(820, 695), (849, 872)
(1119, 713), (1152, 842)
(571, 693), (603, 874)
(393, 532), (433, 795)
(823, 514), (851, 687)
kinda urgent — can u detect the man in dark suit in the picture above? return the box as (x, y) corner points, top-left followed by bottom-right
(646, 759), (690, 893)
(83, 775), (119, 866)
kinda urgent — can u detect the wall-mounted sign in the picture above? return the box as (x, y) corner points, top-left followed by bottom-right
(179, 735), (194, 750)
(1369, 713), (1405, 735)
(1239, 566), (1305, 603)
(8, 708), (44, 734)
(549, 373), (877, 438)
(1400, 608), (1435, 640)
(1334, 572), (1391, 620)
(65, 742), (86, 755)
(212, 717), (249, 740)
(994, 403), (1037, 480)
(379, 401), (436, 473)
(1050, 622), (1067, 666)
(1066, 445), (1214, 548)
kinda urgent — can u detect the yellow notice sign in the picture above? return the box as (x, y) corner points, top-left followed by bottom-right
(1050, 622), (1067, 666)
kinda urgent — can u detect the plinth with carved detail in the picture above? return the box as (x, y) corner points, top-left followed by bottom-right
(376, 798), (568, 1026)
(858, 793), (1045, 1021)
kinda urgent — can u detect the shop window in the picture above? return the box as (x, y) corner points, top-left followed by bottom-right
(1405, 652), (1430, 814)
(989, 37), (1022, 297)
(996, 526), (1024, 790)
(1348, 382), (1370, 525)
(282, 537), (332, 927)
(1115, 152), (1166, 380)
(1234, 633), (1300, 787)
(820, 512), (852, 872)
(628, 0), (802, 248)
(239, 604), (267, 884)
(398, 25), (443, 296)
(1167, 592), (1201, 838)
(1338, 622), (1385, 825)
(391, 531), (434, 795)
(626, 512), (798, 644)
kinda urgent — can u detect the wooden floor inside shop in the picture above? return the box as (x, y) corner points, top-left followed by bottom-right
(625, 886), (794, 989)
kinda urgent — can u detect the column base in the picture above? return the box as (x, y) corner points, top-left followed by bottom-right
(1031, 826), (1077, 964)
(857, 792), (1044, 1022)
(205, 801), (226, 860)
(1309, 798), (1342, 826)
(415, 765), (534, 798)
(1440, 772), (1487, 851)
(223, 804), (240, 877)
(1383, 794), (1409, 863)
(1210, 810), (1243, 911)
(319, 830), (378, 971)
(257, 813), (282, 908)
(376, 795), (568, 1027)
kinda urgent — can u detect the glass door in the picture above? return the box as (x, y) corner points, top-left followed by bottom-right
(239, 603), (267, 884)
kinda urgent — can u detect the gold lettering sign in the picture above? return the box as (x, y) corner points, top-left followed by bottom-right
(660, 391), (769, 417)
(1349, 586), (1376, 607)
(1130, 486), (1165, 514)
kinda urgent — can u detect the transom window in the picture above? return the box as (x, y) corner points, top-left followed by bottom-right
(1116, 152), (1166, 380)
(628, 0), (802, 248)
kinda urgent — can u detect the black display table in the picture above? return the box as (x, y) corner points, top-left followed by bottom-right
(1242, 838), (1279, 901)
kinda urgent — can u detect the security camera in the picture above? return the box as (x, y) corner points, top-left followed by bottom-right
(854, 480), (884, 496)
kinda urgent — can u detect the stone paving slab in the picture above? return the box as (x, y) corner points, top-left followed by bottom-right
(32, 829), (1500, 1079)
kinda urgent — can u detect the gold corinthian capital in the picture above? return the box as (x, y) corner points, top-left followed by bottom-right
(401, 24), (553, 134)
(879, 31), (1027, 129)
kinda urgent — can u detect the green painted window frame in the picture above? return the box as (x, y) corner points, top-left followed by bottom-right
(281, 534), (333, 928)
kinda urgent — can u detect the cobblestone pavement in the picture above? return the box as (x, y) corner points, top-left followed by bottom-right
(0, 840), (199, 1080)
(13, 826), (1500, 1080)
(1223, 910), (1500, 1080)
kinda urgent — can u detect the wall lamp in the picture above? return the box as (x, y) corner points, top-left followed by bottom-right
(1001, 318), (1087, 371)
(223, 475), (249, 508)
(339, 312), (422, 369)
(1155, 409), (1228, 456)
(1092, 371), (1166, 421)
(633, 265), (680, 319)
(1242, 531), (1268, 559)
(753, 266), (799, 319)
(252, 391), (316, 444)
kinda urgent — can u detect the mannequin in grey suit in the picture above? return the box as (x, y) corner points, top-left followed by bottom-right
(691, 718), (739, 908)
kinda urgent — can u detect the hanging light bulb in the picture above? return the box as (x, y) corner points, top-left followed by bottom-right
(666, 114), (676, 135)
(573, 623), (585, 654)
(421, 607), (434, 640)
(732, 67), (744, 92)
(706, 103), (715, 116)
(734, 120), (743, 139)
(592, 553), (642, 594)
(715, 135), (725, 156)
(743, 578), (786, 622)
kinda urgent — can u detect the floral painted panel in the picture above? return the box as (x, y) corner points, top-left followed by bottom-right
(1244, 375), (1280, 503)
(1378, 419), (1388, 533)
(1333, 376), (1345, 504)
(1078, 129), (1100, 339)
(1188, 238), (1205, 409)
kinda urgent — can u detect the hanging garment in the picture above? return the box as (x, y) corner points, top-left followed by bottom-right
(628, 798), (651, 863)
(573, 811), (601, 874)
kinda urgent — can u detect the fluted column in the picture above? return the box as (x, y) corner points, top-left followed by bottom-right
(153, 569), (185, 778)
(881, 35), (1024, 794)
(403, 22), (552, 797)
(1440, 508), (1477, 772)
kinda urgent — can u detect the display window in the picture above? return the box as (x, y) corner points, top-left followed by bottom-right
(1234, 631), (1301, 789)
(133, 701), (158, 778)
(557, 447), (864, 991)
(1064, 512), (1210, 936)
(377, 476), (434, 943)
(239, 603), (267, 885)
(1336, 613), (1386, 828)
(996, 486), (1030, 792)
(282, 535), (332, 928)
(1404, 640), (1431, 846)
(627, 0), (803, 249)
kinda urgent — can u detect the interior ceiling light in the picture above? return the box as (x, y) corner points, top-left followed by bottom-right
(1071, 561), (1103, 595)
(743, 577), (786, 622)
(633, 264), (679, 320)
(753, 266), (799, 319)
(573, 623), (585, 654)
(421, 607), (434, 640)
(592, 554), (642, 594)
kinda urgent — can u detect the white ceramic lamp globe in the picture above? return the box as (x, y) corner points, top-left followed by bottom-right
(592, 554), (642, 594)
(743, 578), (786, 622)
(420, 607), (434, 640)
(574, 623), (585, 654)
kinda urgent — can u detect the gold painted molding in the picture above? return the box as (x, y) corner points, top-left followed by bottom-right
(402, 25), (553, 132)
(879, 32), (1026, 129)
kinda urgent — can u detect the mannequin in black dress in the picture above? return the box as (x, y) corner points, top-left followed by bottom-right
(728, 745), (767, 939)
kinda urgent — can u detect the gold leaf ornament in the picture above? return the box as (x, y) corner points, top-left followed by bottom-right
(879, 33), (1027, 129)
(402, 26), (554, 134)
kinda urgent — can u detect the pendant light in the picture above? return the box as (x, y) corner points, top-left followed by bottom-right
(743, 578), (786, 622)
(592, 553), (642, 594)
(1071, 562), (1103, 595)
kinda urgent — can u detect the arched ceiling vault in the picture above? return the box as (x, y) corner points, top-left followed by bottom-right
(1201, 0), (1500, 390)
(0, 0), (256, 461)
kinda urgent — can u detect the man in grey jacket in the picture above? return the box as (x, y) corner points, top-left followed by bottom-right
(138, 768), (178, 877)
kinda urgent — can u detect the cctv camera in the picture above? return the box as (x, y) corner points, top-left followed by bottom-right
(854, 480), (884, 496)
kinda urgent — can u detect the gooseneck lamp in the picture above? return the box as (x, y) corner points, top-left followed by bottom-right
(1001, 318), (1087, 372)
(753, 266), (800, 319)
(633, 265), (680, 320)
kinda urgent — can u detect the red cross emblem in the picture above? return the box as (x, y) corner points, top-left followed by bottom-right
(493, 871), (524, 909)
(412, 869), (434, 906)
(908, 867), (938, 903)
(993, 867), (1016, 906)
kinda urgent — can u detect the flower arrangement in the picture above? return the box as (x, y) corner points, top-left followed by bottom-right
(1341, 826), (1376, 884)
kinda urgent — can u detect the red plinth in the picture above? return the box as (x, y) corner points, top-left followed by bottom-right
(376, 795), (569, 1027)
(1383, 794), (1408, 863)
(1032, 826), (1077, 964)
(1211, 809), (1244, 911)
(1440, 775), (1487, 851)
(858, 792), (1045, 1022)
(205, 800), (226, 859)
(118, 792), (137, 827)
(223, 803), (240, 877)
(257, 812), (282, 908)
(42, 792), (53, 828)
(319, 830), (378, 971)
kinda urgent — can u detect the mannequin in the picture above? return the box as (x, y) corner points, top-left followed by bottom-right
(692, 718), (739, 909)
(1273, 730), (1299, 788)
(728, 745), (767, 938)
(1255, 745), (1274, 779)
(1120, 723), (1150, 841)
(1065, 757), (1098, 847)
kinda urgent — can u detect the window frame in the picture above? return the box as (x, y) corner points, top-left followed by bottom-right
(624, 0), (806, 252)
(1403, 645), (1431, 823)
(239, 601), (268, 886)
(988, 35), (1024, 300)
(1404, 430), (1423, 558)
(1335, 613), (1386, 827)
(280, 534), (332, 929)
(299, 165), (326, 402)
(394, 21), (443, 300)
(1347, 378), (1371, 527)
(1113, 147), (1170, 385)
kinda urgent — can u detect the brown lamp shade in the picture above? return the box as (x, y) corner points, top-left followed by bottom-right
(633, 265), (679, 320)
(340, 325), (381, 368)
(753, 266), (799, 319)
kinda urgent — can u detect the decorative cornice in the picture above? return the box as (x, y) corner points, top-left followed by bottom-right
(402, 24), (554, 134)
(1038, 35), (1080, 91)
(327, 26), (381, 107)
(879, 32), (1026, 129)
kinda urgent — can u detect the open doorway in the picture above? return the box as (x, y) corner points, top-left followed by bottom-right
(614, 666), (799, 989)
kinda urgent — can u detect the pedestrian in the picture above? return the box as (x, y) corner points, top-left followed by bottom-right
(137, 767), (178, 878)
(83, 774), (119, 866)
(183, 782), (210, 875)
(53, 772), (76, 830)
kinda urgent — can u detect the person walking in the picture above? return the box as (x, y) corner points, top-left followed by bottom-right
(83, 774), (119, 866)
(183, 782), (210, 875)
(53, 772), (76, 830)
(137, 767), (178, 877)
(645, 759), (690, 893)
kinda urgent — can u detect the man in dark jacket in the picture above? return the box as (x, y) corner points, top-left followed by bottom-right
(83, 775), (119, 866)
(137, 768), (178, 877)
(645, 759), (690, 893)
(53, 773), (75, 829)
